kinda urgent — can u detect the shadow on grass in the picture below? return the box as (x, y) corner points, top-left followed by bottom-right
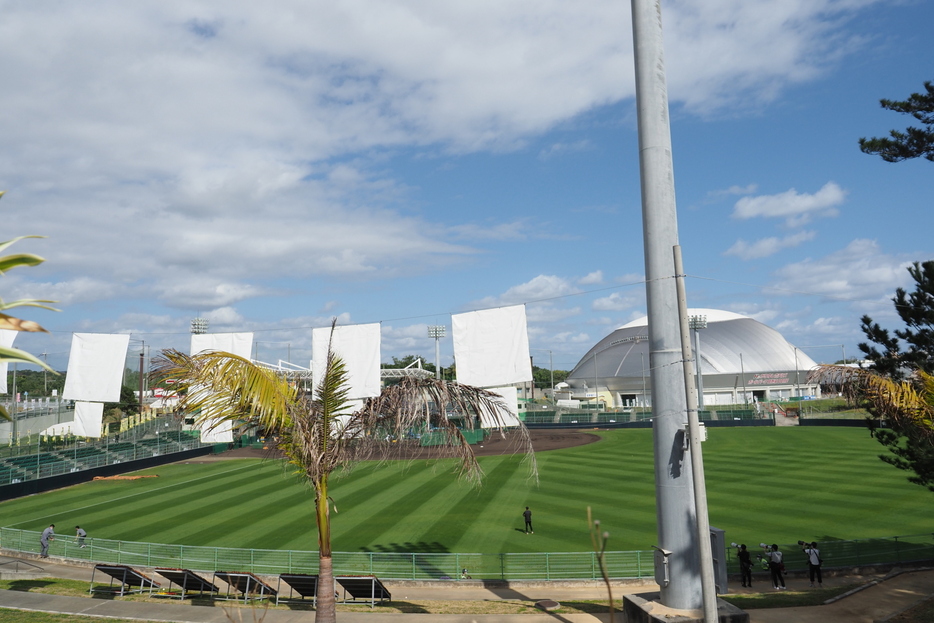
(721, 584), (860, 610)
(5, 579), (55, 592)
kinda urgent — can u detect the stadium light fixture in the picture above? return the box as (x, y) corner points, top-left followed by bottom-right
(427, 325), (445, 379)
(689, 315), (707, 411)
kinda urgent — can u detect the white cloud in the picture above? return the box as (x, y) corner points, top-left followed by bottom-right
(579, 271), (604, 285)
(472, 275), (579, 308)
(538, 140), (593, 160)
(771, 239), (914, 303)
(593, 292), (638, 312)
(725, 230), (816, 260)
(732, 182), (846, 227)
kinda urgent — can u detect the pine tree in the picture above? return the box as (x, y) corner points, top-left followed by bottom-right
(859, 81), (934, 163)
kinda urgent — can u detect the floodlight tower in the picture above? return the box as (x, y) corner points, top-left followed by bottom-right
(427, 325), (445, 379)
(689, 315), (707, 411)
(631, 0), (713, 616)
(190, 317), (208, 335)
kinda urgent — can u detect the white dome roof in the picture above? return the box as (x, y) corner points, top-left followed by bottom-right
(569, 309), (817, 384)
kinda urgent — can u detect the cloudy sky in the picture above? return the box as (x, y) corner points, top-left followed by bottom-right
(2, 0), (932, 374)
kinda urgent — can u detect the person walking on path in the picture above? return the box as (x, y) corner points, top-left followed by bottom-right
(737, 544), (753, 588)
(803, 541), (823, 587)
(39, 524), (55, 558)
(523, 507), (533, 534)
(75, 526), (87, 548)
(764, 544), (785, 589)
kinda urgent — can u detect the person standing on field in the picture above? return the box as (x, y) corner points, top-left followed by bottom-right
(737, 544), (753, 588)
(803, 541), (823, 587)
(39, 524), (55, 558)
(764, 544), (785, 590)
(523, 507), (533, 534)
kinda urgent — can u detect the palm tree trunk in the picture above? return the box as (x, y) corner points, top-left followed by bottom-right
(315, 474), (337, 622)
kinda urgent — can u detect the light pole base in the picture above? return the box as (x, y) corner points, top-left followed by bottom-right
(623, 592), (749, 623)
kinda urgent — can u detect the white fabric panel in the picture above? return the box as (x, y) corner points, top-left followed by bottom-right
(200, 418), (233, 443)
(312, 324), (381, 400)
(483, 386), (522, 428)
(73, 401), (104, 438)
(452, 305), (533, 387)
(190, 332), (253, 359)
(0, 329), (16, 393)
(62, 333), (131, 402)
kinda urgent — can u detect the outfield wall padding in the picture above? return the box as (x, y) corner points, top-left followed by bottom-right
(0, 446), (212, 501)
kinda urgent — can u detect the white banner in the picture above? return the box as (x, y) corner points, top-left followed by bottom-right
(0, 329), (16, 394)
(453, 305), (532, 387)
(190, 332), (253, 359)
(200, 417), (233, 443)
(483, 386), (521, 428)
(73, 401), (104, 438)
(62, 333), (131, 402)
(312, 323), (381, 400)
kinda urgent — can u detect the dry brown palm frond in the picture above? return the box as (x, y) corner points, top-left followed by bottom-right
(809, 364), (934, 436)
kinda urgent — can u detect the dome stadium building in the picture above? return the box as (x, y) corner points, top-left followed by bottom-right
(564, 309), (821, 410)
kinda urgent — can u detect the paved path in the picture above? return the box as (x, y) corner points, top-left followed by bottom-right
(1, 554), (933, 622)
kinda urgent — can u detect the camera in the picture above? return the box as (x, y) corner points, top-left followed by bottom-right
(797, 540), (806, 546)
(759, 542), (769, 550)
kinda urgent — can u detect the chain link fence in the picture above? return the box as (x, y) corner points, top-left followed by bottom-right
(0, 527), (650, 580)
(5, 527), (932, 581)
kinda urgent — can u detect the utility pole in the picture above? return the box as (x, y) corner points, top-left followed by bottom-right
(631, 0), (703, 611)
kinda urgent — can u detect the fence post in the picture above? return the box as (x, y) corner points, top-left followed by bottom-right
(412, 553), (416, 580)
(895, 536), (900, 564)
(546, 553), (550, 580)
(369, 552), (373, 576)
(855, 539), (860, 566)
(148, 542), (151, 567)
(500, 553), (506, 581)
(592, 552), (596, 580)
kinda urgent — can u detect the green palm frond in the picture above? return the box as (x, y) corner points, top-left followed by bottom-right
(0, 345), (56, 372)
(153, 349), (299, 431)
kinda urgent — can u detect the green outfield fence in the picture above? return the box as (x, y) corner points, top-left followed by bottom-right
(724, 533), (934, 575)
(0, 527), (649, 580)
(3, 527), (932, 581)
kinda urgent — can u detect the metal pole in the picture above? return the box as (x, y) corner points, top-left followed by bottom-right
(675, 246), (718, 623)
(11, 363), (17, 443)
(740, 353), (747, 407)
(139, 348), (144, 421)
(693, 324), (705, 412)
(794, 347), (800, 398)
(631, 0), (701, 608)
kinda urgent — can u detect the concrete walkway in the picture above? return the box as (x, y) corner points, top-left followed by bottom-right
(1, 554), (933, 622)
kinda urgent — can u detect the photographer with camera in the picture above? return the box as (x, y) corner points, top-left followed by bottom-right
(800, 540), (823, 588)
(761, 543), (785, 589)
(736, 544), (753, 588)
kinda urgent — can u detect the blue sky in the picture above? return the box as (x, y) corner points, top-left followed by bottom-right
(1, 0), (931, 374)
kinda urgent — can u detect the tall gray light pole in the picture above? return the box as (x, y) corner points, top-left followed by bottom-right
(631, 0), (703, 610)
(689, 315), (707, 411)
(428, 326), (445, 380)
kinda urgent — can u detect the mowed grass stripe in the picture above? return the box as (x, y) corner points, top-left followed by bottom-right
(1, 428), (931, 554)
(348, 457), (532, 551)
(2, 462), (258, 531)
(91, 463), (286, 540)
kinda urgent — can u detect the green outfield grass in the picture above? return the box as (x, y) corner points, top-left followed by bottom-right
(0, 427), (929, 554)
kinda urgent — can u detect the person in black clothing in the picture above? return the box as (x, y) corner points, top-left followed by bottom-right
(737, 544), (753, 587)
(523, 507), (533, 534)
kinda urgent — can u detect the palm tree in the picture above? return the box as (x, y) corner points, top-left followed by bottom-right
(153, 331), (535, 622)
(0, 190), (59, 420)
(810, 364), (934, 490)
